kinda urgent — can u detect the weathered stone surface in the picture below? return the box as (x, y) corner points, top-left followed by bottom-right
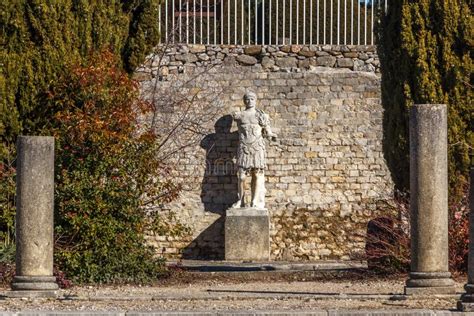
(13, 136), (58, 292)
(236, 54), (258, 65)
(175, 53), (198, 63)
(316, 56), (337, 67)
(189, 44), (206, 53)
(405, 104), (454, 295)
(261, 56), (275, 68)
(343, 52), (358, 58)
(275, 57), (297, 68)
(337, 58), (354, 68)
(298, 47), (316, 57)
(244, 45), (262, 56)
(225, 208), (270, 261)
(138, 44), (390, 261)
(280, 45), (291, 53)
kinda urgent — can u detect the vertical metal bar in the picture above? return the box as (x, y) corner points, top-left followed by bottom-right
(344, 0), (346, 44)
(310, 0), (313, 45)
(242, 0), (244, 45)
(158, 2), (162, 44)
(234, 0), (238, 45)
(214, 0), (217, 44)
(323, 0), (326, 44)
(351, 0), (353, 44)
(193, 0), (196, 44)
(296, 0), (299, 45)
(262, 0), (265, 44)
(357, 0), (360, 44)
(255, 0), (257, 44)
(337, 0), (340, 45)
(248, 0), (251, 45)
(200, 0), (203, 44)
(371, 0), (374, 44)
(221, 0), (224, 44)
(289, 0), (292, 44)
(172, 0), (175, 43)
(186, 0), (189, 44)
(276, 0), (279, 45)
(179, 0), (182, 43)
(283, 0), (286, 44)
(330, 0), (333, 45)
(385, 0), (387, 13)
(316, 0), (319, 44)
(364, 0), (367, 45)
(303, 0), (306, 45)
(228, 0), (231, 44)
(165, 0), (168, 43)
(269, 0), (272, 45)
(207, 0), (210, 44)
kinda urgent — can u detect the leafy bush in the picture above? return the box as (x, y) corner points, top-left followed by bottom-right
(448, 180), (470, 274)
(46, 50), (182, 283)
(365, 185), (471, 274)
(364, 195), (411, 274)
(1, 0), (161, 251)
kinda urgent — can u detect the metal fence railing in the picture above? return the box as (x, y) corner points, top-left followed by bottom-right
(158, 0), (387, 46)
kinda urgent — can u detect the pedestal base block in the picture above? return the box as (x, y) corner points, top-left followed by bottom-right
(225, 207), (270, 261)
(11, 276), (59, 291)
(404, 272), (455, 295)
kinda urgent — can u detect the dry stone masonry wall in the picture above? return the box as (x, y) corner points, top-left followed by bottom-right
(137, 44), (393, 261)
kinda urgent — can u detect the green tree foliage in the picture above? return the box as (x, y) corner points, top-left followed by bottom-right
(47, 50), (180, 283)
(378, 0), (473, 195)
(0, 0), (161, 243)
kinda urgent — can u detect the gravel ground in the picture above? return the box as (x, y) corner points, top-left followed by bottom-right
(0, 271), (468, 312)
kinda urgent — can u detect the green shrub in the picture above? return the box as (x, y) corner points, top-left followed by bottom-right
(46, 50), (181, 283)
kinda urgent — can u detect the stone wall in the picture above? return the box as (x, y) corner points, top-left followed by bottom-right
(137, 44), (393, 261)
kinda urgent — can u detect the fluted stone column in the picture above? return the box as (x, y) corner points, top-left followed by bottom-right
(11, 136), (58, 294)
(458, 167), (474, 311)
(404, 104), (455, 295)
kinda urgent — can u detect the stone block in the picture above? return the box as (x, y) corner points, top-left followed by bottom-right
(275, 57), (298, 68)
(244, 45), (262, 56)
(236, 54), (258, 65)
(225, 208), (270, 261)
(316, 56), (337, 67)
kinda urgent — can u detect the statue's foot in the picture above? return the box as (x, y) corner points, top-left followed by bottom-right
(251, 201), (265, 209)
(231, 200), (243, 208)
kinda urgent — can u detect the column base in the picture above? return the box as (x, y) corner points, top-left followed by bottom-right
(404, 272), (455, 295)
(11, 275), (59, 291)
(225, 207), (270, 261)
(457, 284), (474, 311)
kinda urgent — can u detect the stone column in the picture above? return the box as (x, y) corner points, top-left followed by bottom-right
(404, 104), (455, 295)
(11, 136), (58, 293)
(458, 167), (474, 311)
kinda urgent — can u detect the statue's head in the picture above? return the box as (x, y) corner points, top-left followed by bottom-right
(243, 91), (257, 109)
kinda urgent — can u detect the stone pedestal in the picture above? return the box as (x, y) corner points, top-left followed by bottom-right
(458, 168), (474, 311)
(225, 207), (270, 261)
(11, 136), (58, 295)
(404, 104), (455, 295)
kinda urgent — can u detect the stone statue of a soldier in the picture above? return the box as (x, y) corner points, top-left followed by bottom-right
(231, 91), (277, 209)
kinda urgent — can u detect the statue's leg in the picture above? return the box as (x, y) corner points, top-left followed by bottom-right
(251, 169), (266, 209)
(232, 168), (247, 208)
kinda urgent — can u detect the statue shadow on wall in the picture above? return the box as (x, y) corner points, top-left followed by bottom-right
(182, 115), (239, 259)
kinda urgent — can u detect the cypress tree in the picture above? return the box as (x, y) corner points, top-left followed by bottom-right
(378, 0), (473, 196)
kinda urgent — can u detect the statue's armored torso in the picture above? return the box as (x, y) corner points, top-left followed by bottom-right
(233, 108), (270, 170)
